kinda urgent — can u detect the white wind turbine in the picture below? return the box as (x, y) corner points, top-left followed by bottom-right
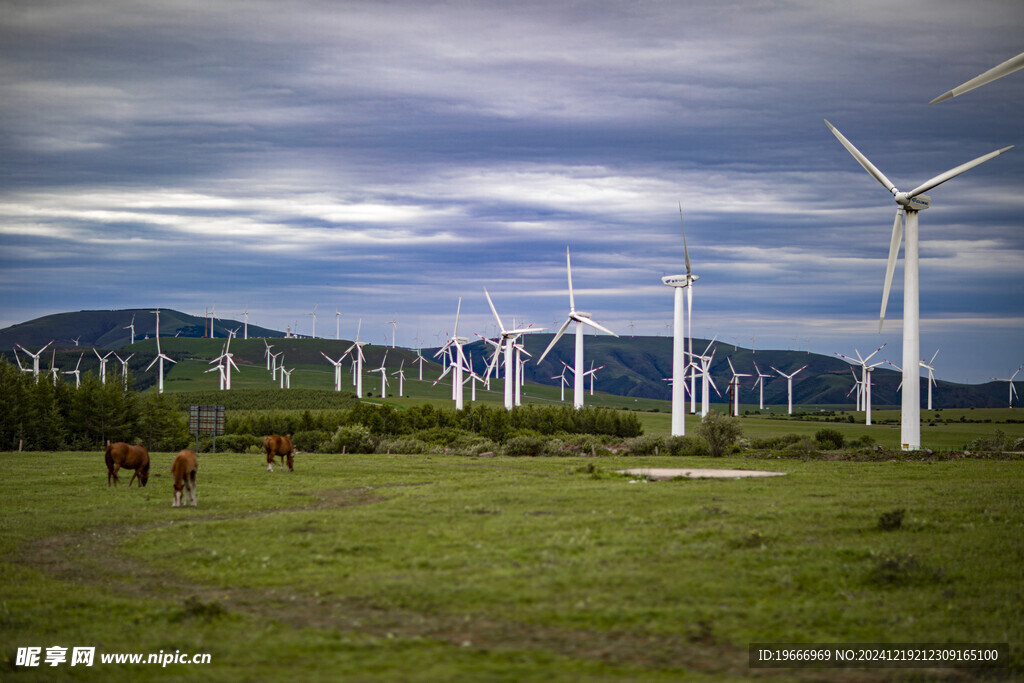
(205, 361), (226, 390)
(210, 337), (240, 390)
(584, 361), (605, 396)
(537, 247), (618, 409)
(391, 360), (406, 397)
(145, 309), (176, 393)
(242, 305), (250, 339)
(263, 340), (275, 371)
(342, 319), (367, 398)
(207, 304), (218, 338)
(15, 340), (53, 382)
(270, 351), (283, 382)
(920, 349), (940, 411)
(553, 364), (570, 402)
(335, 309), (342, 340)
(47, 348), (59, 386)
(752, 361), (772, 411)
(370, 350), (390, 398)
(693, 337), (719, 417)
(414, 350), (427, 381)
(991, 364), (1023, 408)
(484, 288), (543, 411)
(930, 51), (1024, 105)
(434, 299), (468, 410)
(12, 349), (33, 377)
(321, 351), (346, 391)
(124, 314), (136, 345)
(726, 358), (750, 417)
(307, 304), (318, 339)
(847, 368), (863, 412)
(513, 337), (533, 406)
(386, 314), (398, 348)
(279, 365), (293, 389)
(94, 349), (114, 385)
(114, 352), (134, 390)
(770, 364), (807, 416)
(64, 353), (83, 388)
(825, 120), (1012, 450)
(836, 344), (885, 425)
(661, 204), (700, 434)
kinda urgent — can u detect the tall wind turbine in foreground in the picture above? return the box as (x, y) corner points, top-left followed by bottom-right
(930, 51), (1024, 105)
(538, 247), (618, 409)
(825, 119), (1012, 450)
(661, 205), (699, 434)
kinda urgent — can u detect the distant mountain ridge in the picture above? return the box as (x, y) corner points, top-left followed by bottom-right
(1, 309), (1019, 409)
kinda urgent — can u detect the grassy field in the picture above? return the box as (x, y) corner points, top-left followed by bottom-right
(2, 450), (1022, 681)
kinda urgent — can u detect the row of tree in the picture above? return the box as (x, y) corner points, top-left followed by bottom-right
(0, 361), (186, 451)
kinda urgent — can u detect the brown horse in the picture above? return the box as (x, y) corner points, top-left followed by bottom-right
(171, 449), (198, 507)
(263, 434), (294, 472)
(105, 442), (150, 487)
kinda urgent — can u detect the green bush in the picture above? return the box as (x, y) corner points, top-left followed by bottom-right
(326, 425), (375, 454)
(626, 435), (665, 456)
(502, 434), (548, 457)
(376, 437), (431, 454)
(292, 430), (331, 453)
(750, 433), (801, 450)
(666, 435), (709, 456)
(814, 428), (846, 450)
(697, 413), (742, 457)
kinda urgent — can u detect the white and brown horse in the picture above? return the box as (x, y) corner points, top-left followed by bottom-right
(171, 449), (198, 507)
(264, 434), (294, 472)
(105, 442), (150, 487)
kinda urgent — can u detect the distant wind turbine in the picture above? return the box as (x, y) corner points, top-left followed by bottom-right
(920, 349), (940, 411)
(726, 358), (750, 417)
(342, 319), (367, 398)
(991, 364), (1023, 408)
(752, 361), (772, 410)
(94, 349), (114, 385)
(386, 314), (397, 348)
(484, 288), (543, 411)
(537, 247), (618, 409)
(124, 314), (136, 345)
(837, 345), (885, 425)
(370, 350), (390, 398)
(114, 352), (134, 390)
(825, 119), (1012, 450)
(770, 364), (807, 416)
(15, 340), (53, 382)
(64, 353), (84, 389)
(307, 304), (318, 339)
(145, 309), (176, 393)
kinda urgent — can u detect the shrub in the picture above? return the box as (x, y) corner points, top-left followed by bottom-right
(376, 437), (430, 455)
(877, 508), (905, 531)
(697, 413), (742, 457)
(291, 430), (330, 453)
(502, 434), (548, 457)
(814, 428), (845, 450)
(666, 435), (708, 456)
(626, 435), (665, 456)
(326, 425), (375, 454)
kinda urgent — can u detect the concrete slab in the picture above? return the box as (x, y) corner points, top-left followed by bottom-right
(619, 467), (786, 480)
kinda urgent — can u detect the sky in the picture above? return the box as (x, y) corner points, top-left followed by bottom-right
(1, 0), (1021, 384)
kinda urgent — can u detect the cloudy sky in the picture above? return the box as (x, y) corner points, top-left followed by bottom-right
(1, 0), (1021, 383)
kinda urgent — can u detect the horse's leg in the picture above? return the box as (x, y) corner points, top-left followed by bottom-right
(189, 471), (197, 506)
(128, 469), (139, 487)
(287, 453), (294, 472)
(111, 464), (120, 487)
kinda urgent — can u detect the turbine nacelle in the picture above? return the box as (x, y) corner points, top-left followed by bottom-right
(895, 192), (930, 211)
(661, 274), (698, 287)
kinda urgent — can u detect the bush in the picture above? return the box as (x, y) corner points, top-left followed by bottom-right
(291, 430), (330, 453)
(814, 428), (845, 450)
(666, 435), (709, 456)
(502, 434), (548, 457)
(326, 425), (375, 454)
(697, 413), (742, 457)
(376, 437), (430, 455)
(626, 435), (665, 456)
(211, 433), (264, 453)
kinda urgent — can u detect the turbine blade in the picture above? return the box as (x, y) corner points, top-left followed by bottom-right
(824, 119), (898, 195)
(880, 209), (904, 332)
(930, 51), (1024, 104)
(566, 247), (575, 312)
(483, 288), (505, 331)
(678, 202), (692, 276)
(537, 318), (572, 364)
(907, 146), (1014, 198)
(454, 297), (462, 337)
(578, 316), (618, 337)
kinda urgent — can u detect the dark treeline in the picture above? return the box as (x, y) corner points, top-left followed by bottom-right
(0, 361), (185, 451)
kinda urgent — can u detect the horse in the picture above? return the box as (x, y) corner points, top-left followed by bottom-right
(105, 442), (150, 487)
(171, 449), (198, 507)
(263, 434), (294, 472)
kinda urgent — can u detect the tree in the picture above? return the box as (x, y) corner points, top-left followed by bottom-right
(697, 412), (742, 457)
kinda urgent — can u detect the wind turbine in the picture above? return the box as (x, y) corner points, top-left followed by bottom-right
(920, 349), (940, 411)
(124, 314), (136, 345)
(484, 288), (543, 410)
(335, 309), (342, 340)
(752, 361), (772, 411)
(207, 304), (218, 338)
(553, 364), (570, 402)
(263, 340), (275, 371)
(584, 361), (605, 396)
(47, 348), (59, 386)
(836, 345), (885, 425)
(94, 349), (114, 385)
(270, 351), (283, 382)
(242, 305), (250, 339)
(414, 350), (427, 382)
(661, 204), (700, 434)
(386, 314), (397, 348)
(930, 51), (1024, 104)
(434, 299), (468, 410)
(12, 348), (33, 376)
(693, 337), (719, 417)
(15, 340), (53, 382)
(825, 120), (1012, 449)
(321, 351), (346, 392)
(991, 364), (1023, 408)
(72, 336), (81, 347)
(770, 364), (807, 416)
(145, 309), (176, 393)
(342, 319), (367, 398)
(370, 350), (389, 398)
(391, 360), (406, 397)
(726, 358), (750, 417)
(279, 365), (293, 389)
(114, 352), (134, 390)
(205, 361), (226, 390)
(537, 247), (618, 409)
(210, 337), (240, 390)
(64, 353), (83, 388)
(306, 304), (318, 339)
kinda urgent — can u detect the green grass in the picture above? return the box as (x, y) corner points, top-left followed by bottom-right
(2, 451), (1022, 680)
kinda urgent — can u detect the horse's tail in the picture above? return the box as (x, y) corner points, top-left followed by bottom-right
(105, 442), (114, 466)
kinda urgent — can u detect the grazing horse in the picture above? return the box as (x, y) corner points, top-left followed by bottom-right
(105, 442), (150, 487)
(263, 434), (294, 472)
(171, 449), (198, 507)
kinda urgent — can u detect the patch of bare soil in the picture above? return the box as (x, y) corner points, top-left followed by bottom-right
(15, 487), (973, 681)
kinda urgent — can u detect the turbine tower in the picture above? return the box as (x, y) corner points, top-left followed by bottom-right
(920, 349), (940, 411)
(825, 119), (1012, 450)
(210, 337), (240, 390)
(726, 358), (750, 417)
(94, 349), (114, 385)
(752, 361), (772, 411)
(15, 340), (53, 382)
(321, 351), (346, 392)
(537, 247), (618, 409)
(64, 353), (84, 389)
(770, 364), (807, 416)
(434, 299), (468, 410)
(114, 352), (134, 390)
(836, 344), (885, 426)
(661, 204), (699, 434)
(693, 337), (719, 417)
(342, 319), (367, 398)
(242, 306), (250, 340)
(145, 309), (176, 393)
(124, 314), (136, 345)
(370, 350), (389, 398)
(391, 360), (406, 397)
(307, 304), (318, 339)
(930, 51), (1024, 104)
(484, 288), (543, 411)
(386, 314), (397, 348)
